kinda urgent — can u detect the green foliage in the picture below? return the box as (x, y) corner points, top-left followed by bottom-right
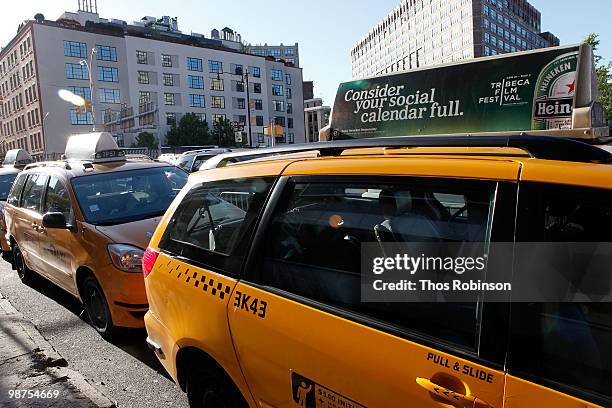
(585, 34), (612, 123)
(165, 113), (211, 146)
(133, 131), (158, 149)
(212, 117), (242, 147)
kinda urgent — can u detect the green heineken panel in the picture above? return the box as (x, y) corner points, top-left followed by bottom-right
(330, 44), (600, 140)
(532, 51), (579, 130)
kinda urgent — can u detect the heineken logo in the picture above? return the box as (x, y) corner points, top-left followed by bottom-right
(534, 97), (573, 119)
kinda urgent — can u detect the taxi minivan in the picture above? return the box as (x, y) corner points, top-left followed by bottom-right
(0, 149), (32, 256)
(143, 135), (612, 408)
(5, 133), (187, 338)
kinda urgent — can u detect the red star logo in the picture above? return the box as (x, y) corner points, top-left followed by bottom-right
(566, 80), (575, 93)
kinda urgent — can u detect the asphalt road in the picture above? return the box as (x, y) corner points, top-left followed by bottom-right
(0, 258), (189, 408)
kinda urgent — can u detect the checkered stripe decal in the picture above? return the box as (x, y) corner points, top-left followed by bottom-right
(160, 258), (232, 301)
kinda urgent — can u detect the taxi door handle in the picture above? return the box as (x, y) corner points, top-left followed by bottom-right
(416, 377), (490, 407)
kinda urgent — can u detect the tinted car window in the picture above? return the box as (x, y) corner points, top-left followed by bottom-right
(0, 174), (17, 201)
(510, 183), (612, 401)
(7, 174), (27, 207)
(159, 177), (274, 275)
(21, 175), (49, 213)
(44, 177), (73, 223)
(254, 177), (495, 349)
(71, 166), (187, 225)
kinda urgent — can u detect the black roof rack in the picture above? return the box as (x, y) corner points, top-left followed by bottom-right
(254, 135), (612, 164)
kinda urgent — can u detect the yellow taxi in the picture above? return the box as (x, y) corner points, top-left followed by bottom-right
(0, 149), (32, 256)
(5, 132), (187, 338)
(143, 135), (612, 408)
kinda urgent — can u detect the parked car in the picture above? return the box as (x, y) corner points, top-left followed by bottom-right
(0, 149), (32, 257)
(176, 148), (231, 173)
(5, 132), (188, 338)
(143, 135), (612, 408)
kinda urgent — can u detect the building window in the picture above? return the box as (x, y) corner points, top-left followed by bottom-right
(164, 93), (175, 106)
(208, 60), (223, 74)
(98, 88), (120, 104)
(286, 87), (292, 99)
(211, 96), (225, 109)
(233, 64), (243, 75)
(166, 112), (176, 126)
(271, 69), (283, 81)
(139, 91), (151, 104)
(137, 71), (149, 84)
(256, 116), (264, 126)
(136, 50), (148, 64)
(285, 73), (292, 85)
(187, 57), (203, 72)
(96, 45), (117, 62)
(287, 102), (293, 114)
(70, 109), (93, 125)
(188, 75), (204, 89)
(257, 133), (264, 143)
(285, 47), (295, 56)
(251, 66), (261, 78)
(235, 81), (245, 93)
(163, 73), (174, 86)
(254, 99), (263, 110)
(194, 113), (206, 122)
(272, 84), (283, 96)
(287, 117), (293, 129)
(68, 86), (91, 101)
(64, 41), (87, 58)
(269, 48), (281, 57)
(274, 116), (285, 127)
(273, 100), (285, 112)
(97, 66), (119, 82)
(212, 114), (225, 123)
(253, 83), (262, 94)
(162, 54), (173, 67)
(65, 63), (89, 80)
(287, 132), (294, 143)
(210, 78), (224, 91)
(236, 98), (246, 109)
(189, 94), (205, 108)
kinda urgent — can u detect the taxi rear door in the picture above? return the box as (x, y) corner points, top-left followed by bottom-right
(228, 157), (520, 407)
(14, 173), (48, 273)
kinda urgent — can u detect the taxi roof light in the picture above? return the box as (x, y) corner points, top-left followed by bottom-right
(2, 149), (33, 168)
(64, 132), (126, 164)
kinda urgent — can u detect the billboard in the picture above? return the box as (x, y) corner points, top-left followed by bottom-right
(331, 45), (582, 139)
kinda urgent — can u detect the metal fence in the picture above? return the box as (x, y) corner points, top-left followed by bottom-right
(218, 191), (253, 212)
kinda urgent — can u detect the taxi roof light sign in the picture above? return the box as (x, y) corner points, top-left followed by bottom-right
(64, 132), (126, 163)
(328, 43), (609, 143)
(3, 149), (33, 168)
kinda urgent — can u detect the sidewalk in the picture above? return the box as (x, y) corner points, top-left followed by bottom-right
(0, 290), (116, 408)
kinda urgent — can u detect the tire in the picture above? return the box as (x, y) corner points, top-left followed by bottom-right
(13, 243), (35, 285)
(186, 365), (247, 408)
(81, 275), (117, 340)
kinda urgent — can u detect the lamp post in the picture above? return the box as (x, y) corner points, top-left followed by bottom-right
(223, 68), (252, 147)
(79, 47), (97, 131)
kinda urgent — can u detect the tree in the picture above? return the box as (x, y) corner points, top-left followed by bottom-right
(585, 34), (612, 126)
(133, 131), (158, 149)
(164, 113), (211, 146)
(212, 117), (240, 147)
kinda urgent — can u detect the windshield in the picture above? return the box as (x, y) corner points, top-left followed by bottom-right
(0, 173), (17, 201)
(71, 166), (188, 225)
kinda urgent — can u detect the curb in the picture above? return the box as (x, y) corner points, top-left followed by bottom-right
(0, 292), (116, 408)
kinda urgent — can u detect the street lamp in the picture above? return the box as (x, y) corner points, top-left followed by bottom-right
(79, 47), (97, 131)
(221, 68), (253, 147)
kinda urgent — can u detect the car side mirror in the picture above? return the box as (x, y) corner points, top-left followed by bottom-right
(42, 212), (68, 229)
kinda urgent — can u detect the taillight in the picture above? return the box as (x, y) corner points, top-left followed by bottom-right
(142, 247), (159, 278)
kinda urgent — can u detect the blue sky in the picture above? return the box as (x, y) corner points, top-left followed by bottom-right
(2, 1), (610, 106)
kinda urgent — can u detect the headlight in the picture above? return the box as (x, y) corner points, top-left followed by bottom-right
(108, 244), (144, 273)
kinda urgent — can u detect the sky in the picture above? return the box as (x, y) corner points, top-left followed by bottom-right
(1, 0), (610, 106)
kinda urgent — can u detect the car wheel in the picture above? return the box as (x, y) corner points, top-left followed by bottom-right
(186, 366), (247, 408)
(81, 275), (117, 340)
(13, 243), (35, 285)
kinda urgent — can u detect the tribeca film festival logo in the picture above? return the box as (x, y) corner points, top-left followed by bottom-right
(370, 252), (511, 293)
